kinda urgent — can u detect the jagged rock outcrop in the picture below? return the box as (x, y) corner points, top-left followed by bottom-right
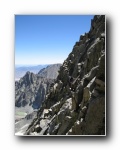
(15, 71), (53, 109)
(38, 64), (61, 79)
(15, 64), (61, 109)
(25, 15), (105, 135)
(15, 64), (61, 135)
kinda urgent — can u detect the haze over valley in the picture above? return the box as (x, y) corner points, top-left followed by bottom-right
(15, 64), (48, 80)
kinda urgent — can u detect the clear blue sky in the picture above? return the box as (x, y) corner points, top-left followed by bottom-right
(15, 15), (94, 65)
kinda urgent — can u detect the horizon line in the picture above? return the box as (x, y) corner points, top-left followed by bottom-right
(15, 63), (63, 66)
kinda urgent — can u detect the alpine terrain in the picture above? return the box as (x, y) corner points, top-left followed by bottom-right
(15, 64), (61, 135)
(24, 15), (106, 135)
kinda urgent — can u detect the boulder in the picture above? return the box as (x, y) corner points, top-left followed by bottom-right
(50, 101), (61, 115)
(81, 106), (87, 113)
(57, 115), (74, 135)
(95, 78), (105, 92)
(83, 87), (91, 102)
(35, 124), (42, 133)
(83, 96), (105, 135)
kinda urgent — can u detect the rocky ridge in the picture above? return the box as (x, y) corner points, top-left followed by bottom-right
(15, 64), (61, 135)
(15, 64), (61, 109)
(38, 64), (62, 79)
(25, 15), (105, 135)
(15, 72), (53, 109)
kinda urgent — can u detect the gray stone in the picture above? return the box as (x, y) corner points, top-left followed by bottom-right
(35, 124), (42, 133)
(84, 96), (105, 135)
(81, 106), (87, 113)
(95, 78), (105, 92)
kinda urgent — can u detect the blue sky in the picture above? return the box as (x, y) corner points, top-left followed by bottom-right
(15, 15), (94, 65)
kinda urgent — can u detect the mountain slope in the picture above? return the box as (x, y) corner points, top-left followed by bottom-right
(15, 64), (61, 109)
(15, 64), (61, 135)
(38, 64), (61, 79)
(15, 72), (53, 109)
(25, 15), (105, 135)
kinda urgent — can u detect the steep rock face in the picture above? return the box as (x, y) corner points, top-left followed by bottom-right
(15, 64), (61, 135)
(25, 15), (105, 135)
(38, 64), (61, 79)
(15, 71), (53, 109)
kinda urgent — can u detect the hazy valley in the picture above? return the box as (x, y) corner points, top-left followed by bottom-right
(15, 65), (49, 81)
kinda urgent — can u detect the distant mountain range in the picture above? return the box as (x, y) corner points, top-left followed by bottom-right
(15, 64), (49, 80)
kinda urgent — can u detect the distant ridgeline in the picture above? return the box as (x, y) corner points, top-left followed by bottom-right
(15, 64), (61, 109)
(15, 65), (48, 81)
(38, 64), (62, 79)
(25, 15), (105, 135)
